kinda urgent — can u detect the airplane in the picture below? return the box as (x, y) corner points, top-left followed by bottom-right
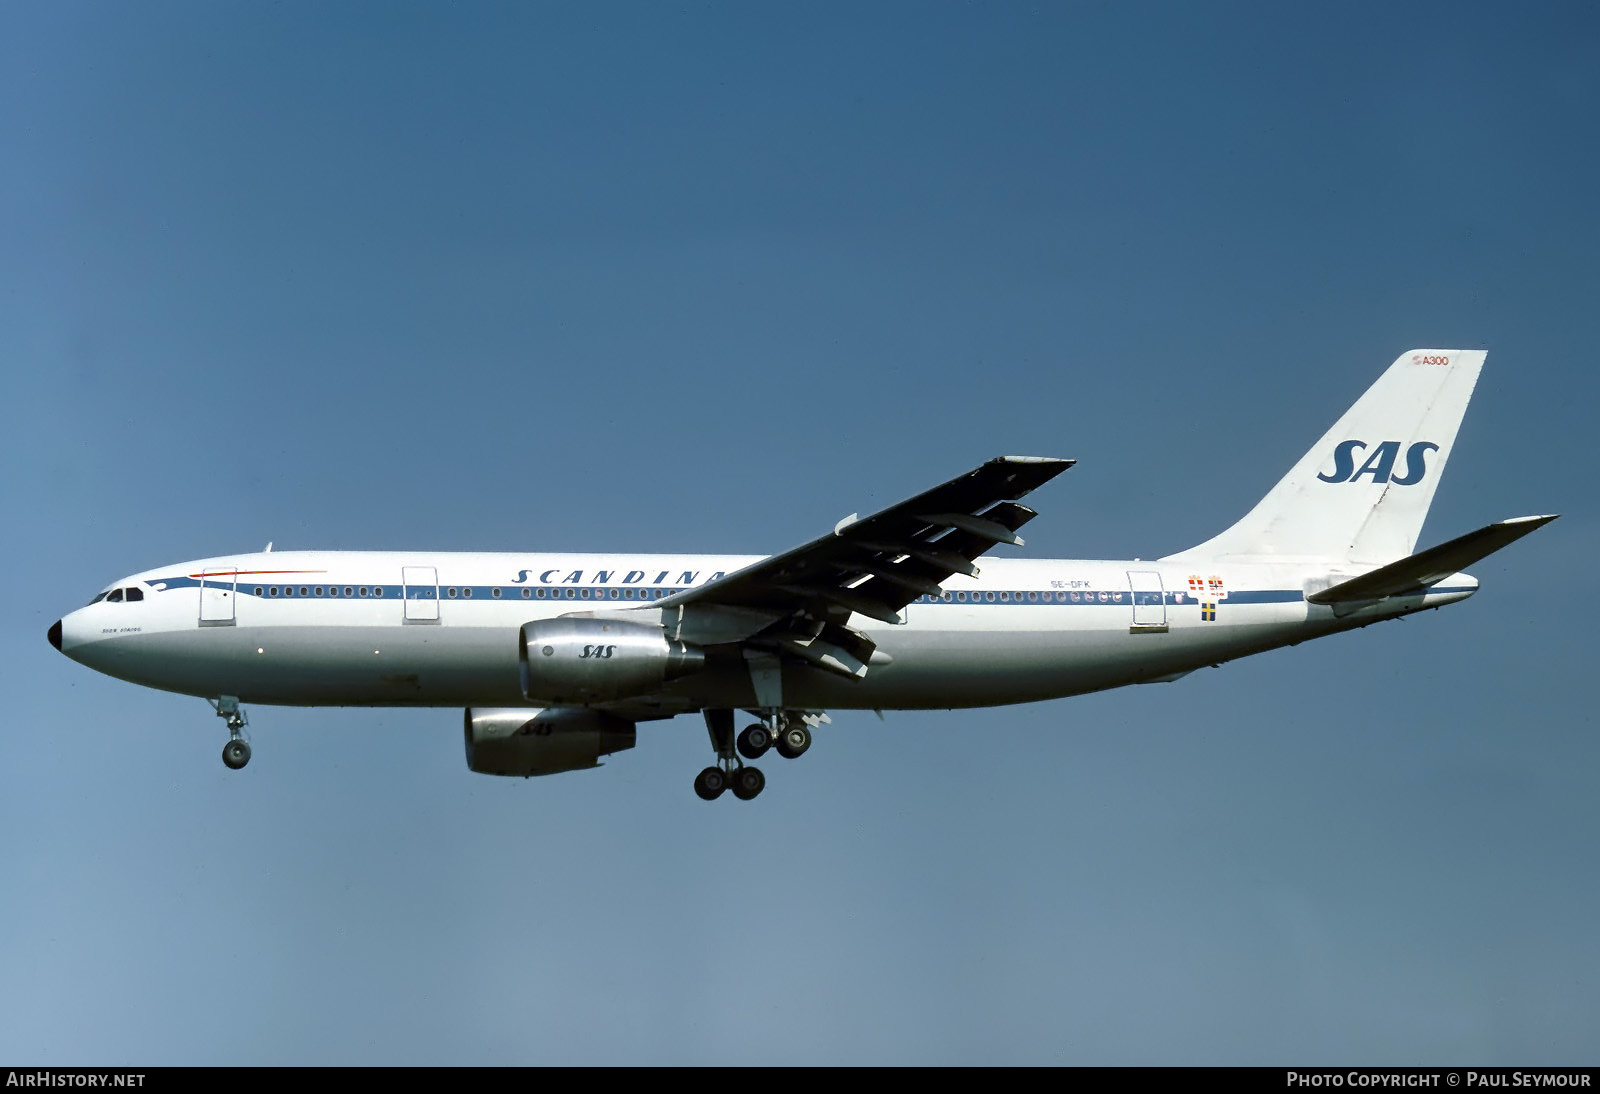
(47, 348), (1555, 800)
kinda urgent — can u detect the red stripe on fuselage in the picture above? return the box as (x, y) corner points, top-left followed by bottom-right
(187, 570), (330, 578)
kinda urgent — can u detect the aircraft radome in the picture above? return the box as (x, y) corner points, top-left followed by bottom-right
(49, 349), (1556, 800)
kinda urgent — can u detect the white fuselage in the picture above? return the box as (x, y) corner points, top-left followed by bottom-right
(54, 549), (1476, 718)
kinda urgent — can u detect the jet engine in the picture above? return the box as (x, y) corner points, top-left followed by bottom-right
(463, 707), (636, 776)
(520, 617), (704, 704)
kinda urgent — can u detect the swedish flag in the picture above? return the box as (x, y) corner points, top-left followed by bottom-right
(1201, 602), (1216, 621)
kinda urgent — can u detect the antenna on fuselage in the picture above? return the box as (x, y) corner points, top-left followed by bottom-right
(264, 542), (273, 553)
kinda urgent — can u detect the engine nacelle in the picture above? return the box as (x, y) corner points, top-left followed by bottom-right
(463, 707), (636, 777)
(520, 617), (704, 704)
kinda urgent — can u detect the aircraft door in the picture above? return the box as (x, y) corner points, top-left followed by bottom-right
(1127, 570), (1168, 633)
(199, 570), (237, 626)
(403, 566), (440, 623)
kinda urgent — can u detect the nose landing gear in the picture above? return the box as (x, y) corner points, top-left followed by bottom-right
(209, 696), (251, 770)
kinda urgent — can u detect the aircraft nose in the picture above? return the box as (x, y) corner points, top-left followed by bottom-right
(48, 619), (62, 651)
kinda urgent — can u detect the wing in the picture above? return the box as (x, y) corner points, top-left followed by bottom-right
(652, 456), (1073, 680)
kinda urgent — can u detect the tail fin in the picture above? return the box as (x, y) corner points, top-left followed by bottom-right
(1163, 349), (1486, 565)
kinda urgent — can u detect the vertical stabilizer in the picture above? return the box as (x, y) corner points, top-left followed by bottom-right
(1163, 350), (1485, 565)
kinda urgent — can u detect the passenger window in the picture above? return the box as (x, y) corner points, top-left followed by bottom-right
(608, 589), (619, 600)
(299, 587), (308, 597)
(521, 588), (531, 599)
(463, 587), (472, 598)
(373, 587), (383, 597)
(344, 587), (353, 597)
(254, 587), (263, 596)
(624, 589), (634, 600)
(447, 588), (457, 598)
(492, 588), (502, 599)
(314, 587), (323, 597)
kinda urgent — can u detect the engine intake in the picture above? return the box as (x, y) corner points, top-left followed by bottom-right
(520, 617), (705, 704)
(463, 707), (636, 776)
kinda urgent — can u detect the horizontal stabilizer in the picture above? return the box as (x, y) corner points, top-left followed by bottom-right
(1307, 514), (1558, 604)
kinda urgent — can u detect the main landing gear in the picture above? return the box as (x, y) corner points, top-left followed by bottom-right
(210, 696), (251, 770)
(738, 719), (811, 761)
(693, 764), (765, 802)
(695, 709), (813, 801)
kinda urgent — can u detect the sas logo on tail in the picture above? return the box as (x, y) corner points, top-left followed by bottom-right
(1318, 440), (1439, 485)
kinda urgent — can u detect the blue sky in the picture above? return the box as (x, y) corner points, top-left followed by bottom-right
(2, 1), (1595, 1065)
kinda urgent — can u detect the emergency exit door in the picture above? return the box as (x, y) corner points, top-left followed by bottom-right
(402, 566), (439, 623)
(1127, 570), (1168, 633)
(199, 570), (237, 626)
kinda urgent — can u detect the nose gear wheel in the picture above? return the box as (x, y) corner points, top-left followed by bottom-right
(209, 696), (251, 770)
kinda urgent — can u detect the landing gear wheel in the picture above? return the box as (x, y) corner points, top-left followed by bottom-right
(730, 766), (765, 800)
(776, 724), (812, 760)
(694, 766), (727, 801)
(222, 739), (251, 770)
(737, 724), (771, 759)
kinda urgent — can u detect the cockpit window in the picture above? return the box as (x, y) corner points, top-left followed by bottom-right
(88, 592), (108, 605)
(106, 589), (124, 603)
(125, 588), (144, 602)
